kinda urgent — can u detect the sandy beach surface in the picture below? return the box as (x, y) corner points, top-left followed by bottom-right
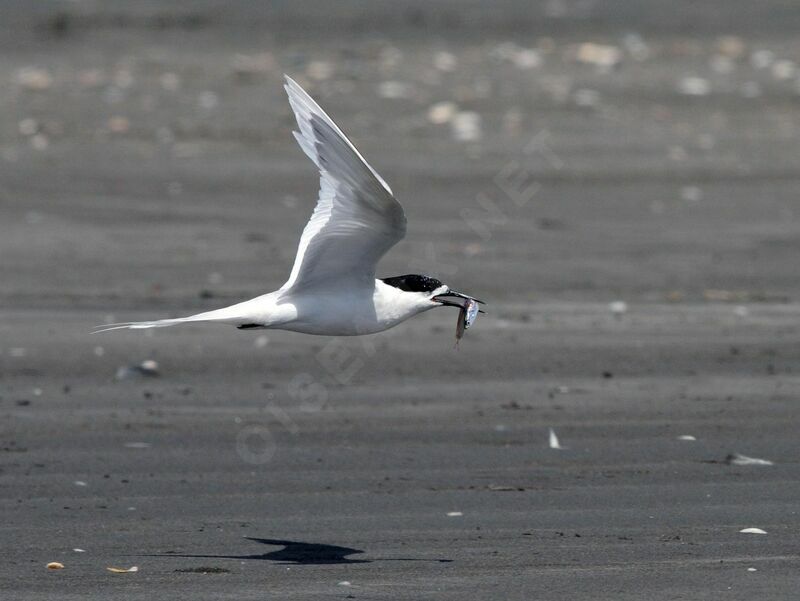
(2, 2), (800, 599)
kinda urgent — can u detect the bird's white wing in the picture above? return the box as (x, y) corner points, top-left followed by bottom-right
(280, 76), (406, 293)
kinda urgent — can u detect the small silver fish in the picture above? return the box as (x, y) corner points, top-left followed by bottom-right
(455, 298), (480, 343)
(464, 298), (479, 328)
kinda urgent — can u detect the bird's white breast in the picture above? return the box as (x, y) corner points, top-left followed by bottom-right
(277, 280), (433, 336)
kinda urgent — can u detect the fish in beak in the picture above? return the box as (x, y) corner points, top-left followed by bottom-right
(432, 290), (486, 310)
(431, 290), (485, 345)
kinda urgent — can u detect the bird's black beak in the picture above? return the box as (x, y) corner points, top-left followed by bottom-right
(432, 291), (486, 311)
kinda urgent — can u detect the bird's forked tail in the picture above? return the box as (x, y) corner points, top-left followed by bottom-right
(92, 304), (253, 334)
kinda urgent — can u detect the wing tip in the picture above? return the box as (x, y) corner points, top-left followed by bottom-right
(283, 74), (309, 102)
(281, 73), (397, 198)
(91, 322), (136, 334)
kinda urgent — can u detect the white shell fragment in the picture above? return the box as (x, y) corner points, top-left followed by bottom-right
(16, 67), (53, 91)
(427, 101), (458, 125)
(18, 118), (38, 136)
(549, 428), (566, 450)
(739, 528), (767, 534)
(446, 511), (463, 517)
(377, 80), (413, 99)
(124, 442), (151, 449)
(728, 453), (773, 466)
(451, 111), (482, 142)
(609, 301), (628, 316)
(574, 88), (600, 107)
(490, 43), (542, 69)
(751, 49), (775, 69)
(116, 359), (160, 380)
(680, 185), (703, 202)
(677, 435), (697, 441)
(678, 76), (711, 96)
(575, 43), (622, 69)
(733, 305), (749, 317)
(433, 51), (457, 72)
(106, 566), (139, 573)
(771, 59), (796, 80)
(139, 359), (159, 374)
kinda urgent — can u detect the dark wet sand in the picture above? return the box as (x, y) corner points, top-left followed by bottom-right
(2, 2), (800, 599)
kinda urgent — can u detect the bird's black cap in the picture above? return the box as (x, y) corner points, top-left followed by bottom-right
(381, 274), (443, 293)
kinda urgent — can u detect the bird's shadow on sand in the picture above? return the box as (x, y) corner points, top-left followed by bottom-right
(151, 537), (452, 565)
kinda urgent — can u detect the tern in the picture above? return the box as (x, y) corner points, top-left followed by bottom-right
(96, 76), (483, 337)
